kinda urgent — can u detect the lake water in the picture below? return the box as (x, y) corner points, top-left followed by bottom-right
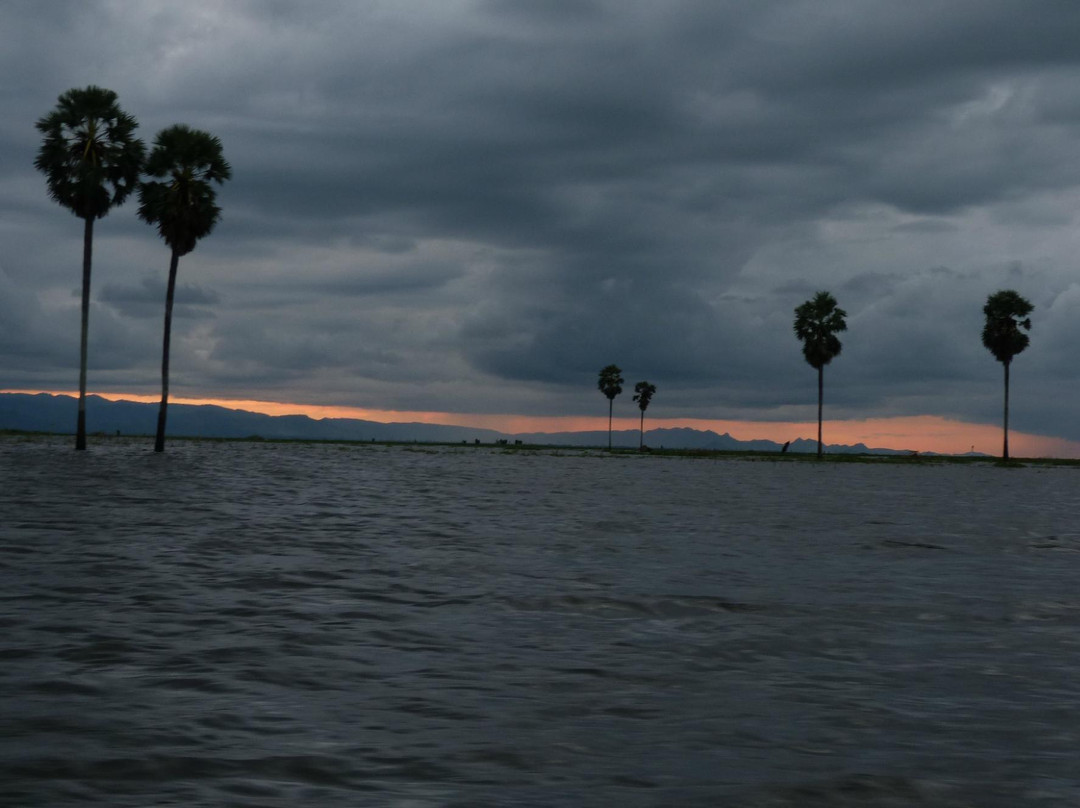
(2, 437), (1079, 806)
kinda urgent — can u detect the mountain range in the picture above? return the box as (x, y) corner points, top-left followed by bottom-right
(0, 392), (917, 454)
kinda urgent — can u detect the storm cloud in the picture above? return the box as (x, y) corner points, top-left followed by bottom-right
(4, 1), (1080, 440)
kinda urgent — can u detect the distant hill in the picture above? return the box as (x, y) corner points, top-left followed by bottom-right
(0, 392), (918, 454)
(0, 393), (504, 444)
(513, 426), (912, 455)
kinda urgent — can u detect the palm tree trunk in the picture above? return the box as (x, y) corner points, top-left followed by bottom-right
(76, 216), (93, 450)
(155, 249), (180, 453)
(1002, 360), (1010, 461)
(608, 398), (613, 450)
(639, 409), (644, 450)
(816, 365), (824, 459)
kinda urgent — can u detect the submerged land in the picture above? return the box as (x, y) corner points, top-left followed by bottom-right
(4, 428), (1076, 468)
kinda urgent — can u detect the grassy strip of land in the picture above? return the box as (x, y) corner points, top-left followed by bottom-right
(4, 428), (1077, 467)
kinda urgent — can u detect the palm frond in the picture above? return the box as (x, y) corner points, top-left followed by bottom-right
(793, 291), (847, 369)
(981, 289), (1033, 364)
(138, 124), (231, 256)
(34, 85), (144, 220)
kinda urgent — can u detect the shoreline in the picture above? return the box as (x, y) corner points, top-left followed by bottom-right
(4, 429), (1076, 467)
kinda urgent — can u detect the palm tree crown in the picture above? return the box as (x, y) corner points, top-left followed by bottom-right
(598, 364), (624, 401)
(35, 85), (144, 221)
(138, 124), (232, 256)
(633, 381), (655, 411)
(793, 291), (848, 369)
(982, 289), (1032, 365)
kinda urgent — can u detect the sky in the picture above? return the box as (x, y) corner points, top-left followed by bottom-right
(4, 1), (1080, 456)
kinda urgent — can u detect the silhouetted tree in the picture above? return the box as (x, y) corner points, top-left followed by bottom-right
(982, 289), (1032, 461)
(793, 291), (847, 458)
(597, 364), (624, 450)
(138, 125), (231, 452)
(34, 86), (145, 450)
(633, 381), (656, 450)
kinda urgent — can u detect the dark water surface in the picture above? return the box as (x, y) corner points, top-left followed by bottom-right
(2, 438), (1079, 806)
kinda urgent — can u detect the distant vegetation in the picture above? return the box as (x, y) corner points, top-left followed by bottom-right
(597, 364), (624, 450)
(632, 381), (656, 450)
(982, 290), (1033, 461)
(593, 371), (659, 452)
(793, 291), (848, 459)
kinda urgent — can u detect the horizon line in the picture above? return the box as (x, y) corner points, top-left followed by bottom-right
(6, 388), (1080, 458)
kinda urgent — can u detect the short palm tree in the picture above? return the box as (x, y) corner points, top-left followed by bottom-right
(597, 364), (624, 450)
(138, 124), (231, 452)
(982, 290), (1033, 461)
(632, 381), (656, 450)
(793, 291), (848, 458)
(34, 86), (145, 449)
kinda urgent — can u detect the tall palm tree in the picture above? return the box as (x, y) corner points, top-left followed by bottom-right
(982, 289), (1032, 461)
(597, 364), (624, 450)
(138, 125), (231, 452)
(34, 86), (145, 450)
(633, 381), (656, 450)
(793, 291), (847, 458)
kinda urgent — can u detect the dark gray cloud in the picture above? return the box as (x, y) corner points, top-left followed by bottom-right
(99, 276), (221, 319)
(4, 0), (1080, 444)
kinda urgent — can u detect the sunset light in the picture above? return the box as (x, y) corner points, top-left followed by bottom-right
(10, 390), (1080, 458)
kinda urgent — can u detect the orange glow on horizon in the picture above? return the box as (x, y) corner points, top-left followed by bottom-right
(7, 389), (1080, 458)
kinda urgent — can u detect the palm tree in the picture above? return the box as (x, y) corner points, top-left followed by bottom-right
(632, 381), (656, 450)
(34, 86), (145, 450)
(597, 364), (624, 450)
(138, 125), (231, 452)
(982, 290), (1033, 461)
(793, 291), (848, 458)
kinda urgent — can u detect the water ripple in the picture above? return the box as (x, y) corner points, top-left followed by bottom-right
(2, 438), (1078, 806)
